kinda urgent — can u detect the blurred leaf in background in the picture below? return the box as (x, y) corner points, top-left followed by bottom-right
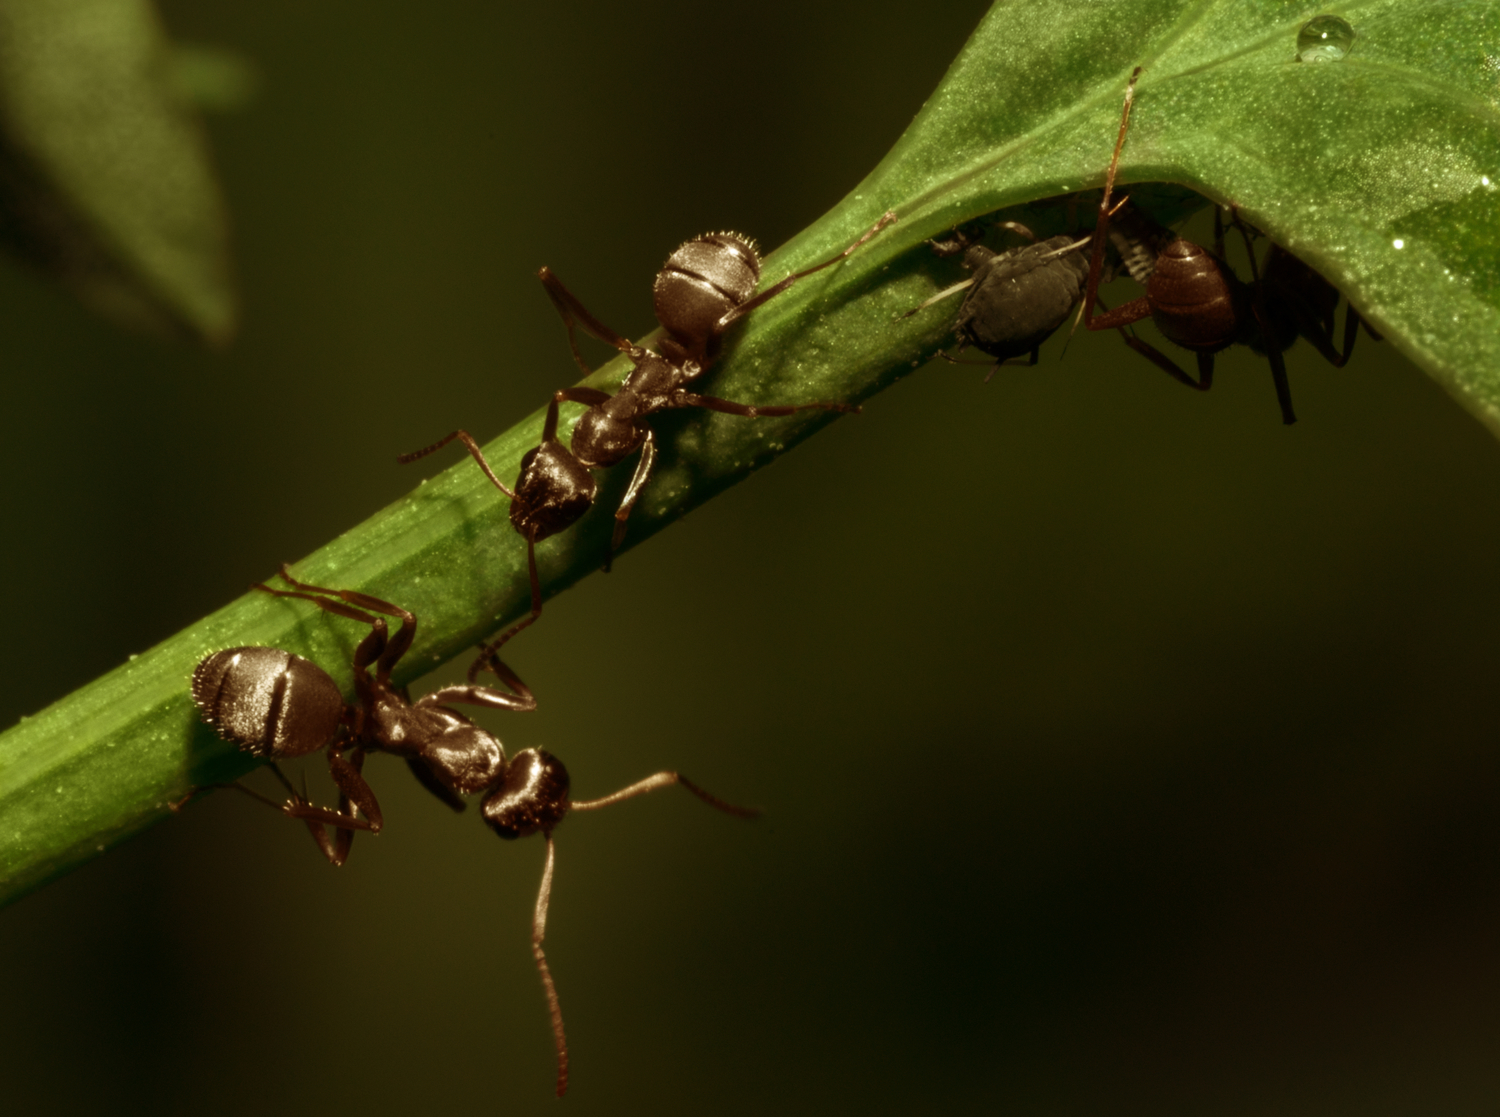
(0, 0), (236, 343)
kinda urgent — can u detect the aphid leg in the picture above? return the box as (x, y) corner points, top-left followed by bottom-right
(983, 347), (1041, 383)
(899, 276), (976, 320)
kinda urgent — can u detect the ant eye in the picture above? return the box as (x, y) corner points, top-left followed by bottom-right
(482, 748), (570, 839)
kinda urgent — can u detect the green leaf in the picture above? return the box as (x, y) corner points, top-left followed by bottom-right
(853, 0), (1500, 434)
(0, 0), (236, 343)
(1, 0), (1493, 903)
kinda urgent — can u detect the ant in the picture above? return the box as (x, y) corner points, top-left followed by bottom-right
(187, 566), (756, 1097)
(901, 219), (1091, 378)
(1081, 68), (1377, 424)
(401, 212), (898, 583)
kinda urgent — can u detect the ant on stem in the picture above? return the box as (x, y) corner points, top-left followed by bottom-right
(401, 212), (897, 595)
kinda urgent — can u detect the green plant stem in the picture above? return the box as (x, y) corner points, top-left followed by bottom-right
(0, 203), (954, 906)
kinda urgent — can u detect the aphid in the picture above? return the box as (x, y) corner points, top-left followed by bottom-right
(187, 567), (756, 1096)
(902, 220), (1090, 378)
(1081, 68), (1376, 425)
(402, 212), (897, 577)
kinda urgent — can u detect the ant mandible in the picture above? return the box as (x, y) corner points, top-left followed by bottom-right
(402, 211), (898, 581)
(187, 566), (756, 1096)
(902, 219), (1091, 379)
(1080, 67), (1376, 425)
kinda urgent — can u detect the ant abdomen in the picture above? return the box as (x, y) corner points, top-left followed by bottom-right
(1147, 241), (1242, 352)
(653, 232), (761, 361)
(482, 748), (571, 839)
(191, 646), (344, 760)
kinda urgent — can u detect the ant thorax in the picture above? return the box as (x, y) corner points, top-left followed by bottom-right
(573, 394), (649, 469)
(378, 702), (507, 796)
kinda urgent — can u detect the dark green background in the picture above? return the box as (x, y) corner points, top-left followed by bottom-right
(2, 2), (1498, 1113)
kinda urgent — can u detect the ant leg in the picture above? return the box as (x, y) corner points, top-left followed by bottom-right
(278, 749), (381, 866)
(1109, 330), (1215, 392)
(256, 574), (411, 703)
(266, 565), (421, 686)
(538, 266), (636, 374)
(550, 386), (615, 442)
(531, 833), (570, 1098)
(397, 429), (518, 500)
(1228, 211), (1298, 425)
(459, 535), (543, 692)
(571, 770), (761, 819)
(1080, 66), (1144, 327)
(607, 430), (657, 566)
(1087, 294), (1153, 332)
(247, 761), (375, 867)
(714, 210), (897, 332)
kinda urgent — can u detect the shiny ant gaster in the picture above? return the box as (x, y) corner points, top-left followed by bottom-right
(187, 567), (756, 1096)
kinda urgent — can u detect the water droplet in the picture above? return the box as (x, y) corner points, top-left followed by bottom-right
(1296, 15), (1356, 63)
(1393, 238), (1405, 249)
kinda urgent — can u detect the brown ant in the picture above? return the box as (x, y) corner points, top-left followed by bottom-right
(902, 219), (1091, 378)
(401, 212), (897, 590)
(188, 565), (541, 865)
(187, 567), (756, 1097)
(1081, 68), (1377, 424)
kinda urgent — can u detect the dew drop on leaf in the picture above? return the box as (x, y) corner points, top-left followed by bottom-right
(1297, 15), (1356, 63)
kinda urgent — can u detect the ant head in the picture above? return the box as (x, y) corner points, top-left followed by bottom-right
(653, 232), (761, 362)
(191, 646), (344, 760)
(482, 748), (571, 839)
(510, 442), (598, 542)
